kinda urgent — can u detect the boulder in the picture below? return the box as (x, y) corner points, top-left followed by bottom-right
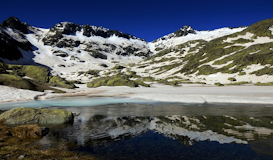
(0, 107), (74, 124)
(20, 65), (50, 83)
(49, 76), (76, 89)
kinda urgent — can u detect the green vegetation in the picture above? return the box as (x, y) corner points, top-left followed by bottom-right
(232, 38), (254, 44)
(87, 74), (151, 88)
(87, 75), (138, 87)
(155, 47), (164, 51)
(214, 82), (224, 86)
(158, 19), (273, 76)
(227, 81), (250, 85)
(194, 82), (206, 84)
(150, 57), (177, 64)
(78, 70), (100, 77)
(157, 79), (180, 86)
(0, 64), (75, 91)
(141, 76), (156, 82)
(68, 80), (83, 84)
(85, 49), (107, 59)
(6, 64), (22, 70)
(137, 65), (148, 68)
(153, 62), (182, 75)
(156, 78), (193, 86)
(20, 65), (50, 83)
(228, 77), (237, 81)
(99, 63), (108, 68)
(0, 74), (36, 90)
(197, 65), (218, 75)
(174, 33), (273, 76)
(0, 73), (66, 92)
(134, 79), (150, 87)
(255, 82), (273, 86)
(0, 62), (7, 74)
(239, 18), (273, 38)
(188, 40), (207, 53)
(0, 107), (74, 124)
(126, 70), (141, 78)
(144, 48), (172, 61)
(238, 72), (246, 75)
(112, 65), (126, 70)
(251, 67), (273, 76)
(153, 48), (172, 57)
(214, 43), (273, 66)
(49, 76), (76, 89)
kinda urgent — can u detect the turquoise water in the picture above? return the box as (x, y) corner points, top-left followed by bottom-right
(0, 96), (153, 110)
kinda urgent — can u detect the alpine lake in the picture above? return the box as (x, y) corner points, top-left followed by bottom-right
(1, 96), (273, 160)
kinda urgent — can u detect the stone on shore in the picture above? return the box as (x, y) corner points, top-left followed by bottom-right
(0, 107), (74, 124)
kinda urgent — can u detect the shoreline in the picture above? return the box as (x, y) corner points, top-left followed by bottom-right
(1, 84), (273, 106)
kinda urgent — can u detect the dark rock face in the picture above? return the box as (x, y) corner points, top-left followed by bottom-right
(81, 24), (143, 40)
(48, 22), (140, 40)
(0, 107), (74, 124)
(56, 39), (80, 48)
(173, 25), (196, 37)
(49, 22), (81, 35)
(0, 17), (33, 61)
(0, 26), (33, 61)
(42, 22), (146, 47)
(88, 51), (107, 59)
(153, 25), (196, 42)
(1, 17), (151, 62)
(42, 31), (63, 46)
(1, 17), (30, 34)
(0, 30), (23, 60)
(52, 50), (69, 57)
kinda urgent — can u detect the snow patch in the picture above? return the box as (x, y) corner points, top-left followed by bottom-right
(224, 32), (254, 43)
(150, 27), (246, 53)
(249, 50), (260, 55)
(270, 26), (273, 35)
(4, 28), (28, 42)
(230, 36), (273, 48)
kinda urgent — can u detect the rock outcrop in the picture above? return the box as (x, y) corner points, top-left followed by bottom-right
(0, 107), (74, 124)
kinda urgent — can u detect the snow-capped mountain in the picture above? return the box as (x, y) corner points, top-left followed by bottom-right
(149, 26), (245, 53)
(0, 17), (151, 81)
(131, 19), (273, 85)
(1, 17), (273, 86)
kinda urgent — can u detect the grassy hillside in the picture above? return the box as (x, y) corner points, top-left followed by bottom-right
(126, 19), (273, 85)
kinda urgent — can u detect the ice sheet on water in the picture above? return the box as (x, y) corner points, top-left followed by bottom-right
(0, 97), (152, 110)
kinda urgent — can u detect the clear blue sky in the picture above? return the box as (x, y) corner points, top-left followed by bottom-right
(0, 0), (272, 41)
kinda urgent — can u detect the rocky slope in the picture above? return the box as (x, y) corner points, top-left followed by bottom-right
(0, 17), (273, 89)
(131, 19), (273, 85)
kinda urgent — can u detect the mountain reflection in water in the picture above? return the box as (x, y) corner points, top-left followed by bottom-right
(40, 103), (273, 159)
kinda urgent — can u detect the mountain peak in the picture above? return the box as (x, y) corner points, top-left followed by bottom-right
(173, 25), (196, 37)
(1, 17), (29, 34)
(153, 25), (196, 42)
(50, 22), (81, 35)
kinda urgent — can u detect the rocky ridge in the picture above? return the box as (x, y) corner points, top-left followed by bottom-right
(0, 17), (273, 89)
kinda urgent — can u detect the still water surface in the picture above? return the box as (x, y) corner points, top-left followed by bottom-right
(2, 97), (273, 159)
